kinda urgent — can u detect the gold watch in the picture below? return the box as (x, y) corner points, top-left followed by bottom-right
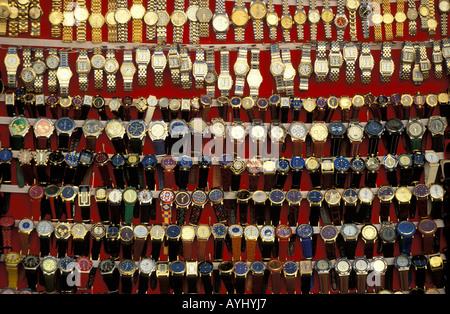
(73, 0), (89, 42)
(197, 0), (212, 38)
(29, 0), (42, 37)
(62, 0), (75, 42)
(115, 0), (132, 43)
(249, 0), (267, 41)
(131, 0), (146, 43)
(156, 0), (170, 44)
(48, 0), (63, 38)
(17, 0), (29, 34)
(105, 0), (118, 42)
(382, 0), (394, 41)
(0, 0), (10, 36)
(395, 0), (407, 37)
(144, 0), (158, 41)
(7, 0), (19, 37)
(231, 0), (250, 42)
(171, 0), (187, 43)
(89, 0), (104, 43)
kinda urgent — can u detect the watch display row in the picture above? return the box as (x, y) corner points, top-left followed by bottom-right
(2, 41), (449, 98)
(1, 0), (448, 44)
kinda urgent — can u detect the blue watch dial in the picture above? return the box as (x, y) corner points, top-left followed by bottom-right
(257, 98), (268, 109)
(269, 190), (285, 203)
(0, 149), (12, 162)
(286, 190), (302, 203)
(65, 152), (79, 167)
(276, 158), (290, 172)
(230, 96), (241, 106)
(328, 121), (346, 136)
(395, 220), (416, 236)
(56, 117), (75, 132)
(307, 190), (323, 203)
(107, 225), (119, 237)
(269, 94), (280, 104)
(166, 225), (181, 238)
(411, 255), (428, 267)
(334, 157), (350, 171)
(127, 120), (146, 136)
(234, 262), (249, 275)
(283, 261), (298, 275)
(120, 260), (135, 272)
(141, 154), (158, 168)
(377, 95), (389, 104)
(250, 261), (266, 273)
(321, 225), (338, 240)
(290, 97), (303, 109)
(178, 155), (193, 168)
(61, 186), (75, 199)
(365, 120), (384, 136)
(316, 97), (327, 109)
(199, 154), (212, 166)
(290, 156), (305, 169)
(59, 256), (75, 271)
(212, 224), (226, 237)
(169, 120), (189, 136)
(413, 153), (424, 165)
(198, 261), (214, 274)
(219, 154), (234, 166)
(350, 157), (365, 171)
(296, 223), (313, 238)
(208, 189), (224, 202)
(170, 261), (185, 273)
(111, 154), (125, 167)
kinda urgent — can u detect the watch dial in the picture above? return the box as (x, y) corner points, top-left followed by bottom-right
(365, 120), (383, 135)
(175, 191), (191, 207)
(418, 219), (437, 233)
(395, 254), (410, 268)
(166, 225), (181, 238)
(161, 156), (177, 170)
(283, 261), (298, 275)
(296, 223), (313, 238)
(377, 186), (395, 201)
(141, 154), (158, 168)
(359, 187), (374, 202)
(212, 223), (226, 237)
(260, 225), (275, 240)
(290, 156), (305, 169)
(396, 220), (416, 236)
(191, 190), (207, 205)
(139, 258), (156, 273)
(343, 188), (358, 203)
(315, 258), (331, 271)
(321, 225), (337, 239)
(198, 261), (214, 274)
(250, 261), (266, 273)
(429, 184), (444, 198)
(414, 184), (429, 197)
(159, 189), (175, 203)
(65, 151), (80, 167)
(234, 262), (249, 275)
(341, 223), (359, 237)
(208, 189), (224, 203)
(335, 157), (350, 170)
(308, 190), (323, 203)
(380, 225), (396, 241)
(354, 257), (369, 271)
(276, 224), (292, 238)
(286, 190), (302, 204)
(328, 121), (346, 135)
(269, 189), (285, 203)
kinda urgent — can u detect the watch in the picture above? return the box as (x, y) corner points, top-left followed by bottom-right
(212, 0), (230, 40)
(193, 48), (208, 90)
(195, 224), (210, 260)
(343, 42), (359, 84)
(104, 49), (120, 93)
(353, 256), (370, 294)
(334, 0), (349, 42)
(310, 122), (329, 158)
(382, 0), (394, 40)
(384, 118), (405, 155)
(314, 258), (332, 294)
(424, 149), (440, 185)
(4, 47), (19, 90)
(231, 0), (250, 42)
(40, 255), (58, 292)
(360, 223), (378, 258)
(379, 42), (395, 83)
(217, 51), (233, 97)
(48, 0), (63, 38)
(395, 0), (407, 37)
(346, 0), (360, 41)
(126, 119), (147, 154)
(135, 45), (151, 86)
(298, 44), (312, 91)
(269, 44), (285, 94)
(249, 0), (267, 41)
(340, 222), (360, 259)
(120, 50), (136, 92)
(428, 116), (447, 152)
(396, 219), (416, 255)
(233, 46), (249, 96)
(371, 257), (388, 292)
(439, 0), (450, 36)
(296, 223), (314, 259)
(151, 45), (167, 87)
(314, 41), (329, 82)
(328, 41), (343, 82)
(280, 0), (294, 42)
(399, 41), (415, 80)
(266, 0), (279, 40)
(211, 222), (227, 261)
(283, 260), (298, 294)
(61, 0), (75, 42)
(196, 0), (212, 38)
(335, 257), (352, 294)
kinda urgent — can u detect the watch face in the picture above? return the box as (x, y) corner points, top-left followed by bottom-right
(417, 219), (437, 234)
(314, 258), (331, 272)
(260, 225), (275, 241)
(425, 151), (439, 163)
(60, 185), (76, 200)
(395, 220), (416, 236)
(398, 154), (413, 167)
(340, 223), (359, 238)
(59, 256), (76, 272)
(126, 120), (146, 137)
(350, 157), (365, 172)
(141, 154), (158, 168)
(385, 118), (405, 133)
(79, 150), (94, 165)
(307, 190), (323, 203)
(161, 155), (177, 170)
(82, 119), (103, 136)
(343, 188), (358, 204)
(377, 186), (395, 201)
(365, 120), (384, 136)
(414, 184), (430, 197)
(252, 190), (267, 203)
(275, 224), (292, 239)
(198, 261), (214, 275)
(22, 254), (40, 268)
(36, 220), (54, 236)
(276, 158), (290, 172)
(328, 121), (346, 136)
(91, 222), (106, 238)
(138, 189), (153, 203)
(196, 225), (211, 238)
(208, 188), (224, 203)
(269, 189), (285, 204)
(379, 224), (396, 242)
(243, 225), (259, 239)
(118, 259), (136, 274)
(178, 155), (193, 169)
(335, 258), (351, 275)
(166, 224), (181, 238)
(283, 261), (299, 276)
(55, 222), (71, 239)
(175, 191), (191, 207)
(359, 187), (374, 202)
(9, 116), (30, 136)
(286, 190), (302, 204)
(139, 258), (156, 273)
(191, 189), (208, 206)
(324, 189), (341, 205)
(234, 261), (249, 276)
(309, 123), (328, 141)
(382, 154), (398, 169)
(407, 120), (425, 137)
(99, 258), (115, 273)
(365, 156), (381, 171)
(394, 254), (411, 268)
(111, 154), (125, 167)
(429, 184), (445, 199)
(18, 218), (34, 232)
(212, 223), (227, 238)
(395, 186), (412, 202)
(168, 119), (189, 137)
(150, 225), (165, 239)
(41, 256), (58, 273)
(372, 258), (387, 273)
(290, 156), (305, 170)
(228, 224), (244, 237)
(320, 225), (338, 240)
(0, 148), (12, 163)
(334, 157), (350, 171)
(123, 188), (138, 204)
(34, 118), (54, 137)
(159, 188), (175, 203)
(428, 117), (446, 133)
(354, 257), (370, 272)
(250, 261), (266, 274)
(296, 223), (313, 238)
(246, 158), (263, 174)
(411, 254), (428, 268)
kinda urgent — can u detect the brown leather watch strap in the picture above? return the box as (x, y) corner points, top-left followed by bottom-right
(325, 240), (337, 260)
(197, 238), (208, 261)
(164, 170), (176, 190)
(18, 231), (30, 255)
(329, 205), (341, 225)
(85, 136), (97, 151)
(231, 236), (242, 261)
(211, 165), (222, 188)
(398, 269), (409, 291)
(356, 273), (367, 294)
(285, 274), (296, 294)
(270, 270), (282, 294)
(246, 239), (257, 262)
(339, 274), (349, 294)
(133, 237), (146, 261)
(264, 173), (276, 191)
(417, 197), (428, 218)
(182, 240), (194, 260)
(221, 167), (231, 191)
(248, 173), (260, 191)
(349, 141), (362, 157)
(322, 172), (334, 189)
(251, 273), (264, 294)
(313, 141), (325, 158)
(292, 140), (304, 156)
(318, 272), (330, 294)
(422, 234), (434, 255)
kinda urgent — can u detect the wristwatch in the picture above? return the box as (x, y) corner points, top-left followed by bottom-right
(249, 0), (267, 41)
(269, 44), (285, 94)
(280, 0), (294, 42)
(324, 189), (342, 225)
(212, 0), (230, 40)
(217, 51), (233, 97)
(40, 255), (58, 292)
(379, 42), (395, 83)
(62, 0), (75, 42)
(298, 44), (312, 91)
(334, 0), (349, 42)
(340, 223), (360, 259)
(193, 48), (208, 90)
(372, 0), (383, 41)
(347, 119), (364, 156)
(151, 45), (167, 87)
(382, 0), (394, 40)
(399, 41), (415, 80)
(343, 43), (359, 84)
(73, 0), (89, 42)
(120, 50), (136, 92)
(104, 49), (120, 93)
(310, 122), (329, 158)
(88, 0), (104, 42)
(233, 47), (249, 96)
(314, 258), (332, 294)
(48, 0), (63, 38)
(314, 41), (329, 82)
(319, 226), (338, 260)
(356, 186), (373, 223)
(115, 0), (131, 42)
(4, 47), (20, 90)
(136, 45), (151, 86)
(396, 219), (416, 255)
(231, 0), (250, 42)
(335, 257), (352, 294)
(328, 41), (343, 82)
(346, 0), (360, 41)
(170, 0), (187, 43)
